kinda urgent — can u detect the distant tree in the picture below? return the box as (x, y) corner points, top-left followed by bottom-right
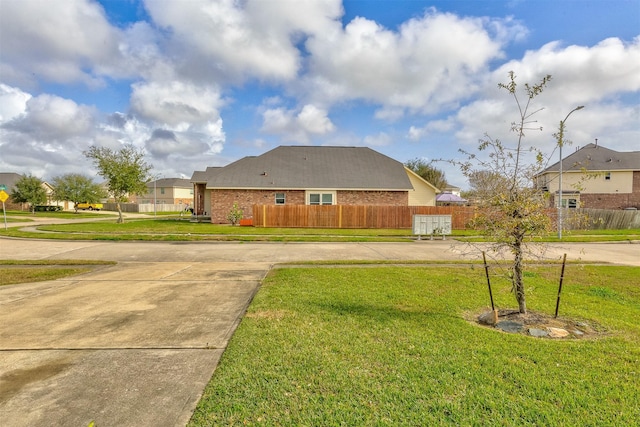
(51, 173), (107, 212)
(456, 72), (558, 314)
(84, 144), (152, 223)
(11, 175), (47, 213)
(464, 170), (509, 198)
(404, 158), (447, 189)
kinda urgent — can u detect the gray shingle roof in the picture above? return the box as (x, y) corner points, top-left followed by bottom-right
(0, 172), (24, 192)
(543, 143), (640, 173)
(148, 178), (192, 188)
(191, 167), (221, 183)
(202, 146), (413, 190)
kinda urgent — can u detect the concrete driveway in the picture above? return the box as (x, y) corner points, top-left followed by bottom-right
(0, 257), (270, 427)
(1, 239), (638, 426)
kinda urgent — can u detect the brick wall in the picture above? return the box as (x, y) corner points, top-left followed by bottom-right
(210, 190), (305, 223)
(338, 190), (408, 206)
(580, 193), (640, 209)
(210, 189), (409, 223)
(579, 171), (640, 209)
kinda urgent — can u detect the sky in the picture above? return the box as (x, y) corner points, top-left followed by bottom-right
(1, 0), (639, 189)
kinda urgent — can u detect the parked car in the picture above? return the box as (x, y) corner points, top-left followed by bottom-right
(75, 202), (103, 211)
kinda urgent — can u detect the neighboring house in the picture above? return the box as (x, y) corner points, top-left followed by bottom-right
(0, 172), (23, 195)
(191, 146), (439, 223)
(0, 172), (62, 208)
(436, 191), (468, 206)
(536, 143), (640, 209)
(442, 185), (462, 197)
(137, 178), (194, 207)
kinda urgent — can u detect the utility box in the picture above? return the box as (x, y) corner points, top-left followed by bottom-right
(412, 215), (452, 240)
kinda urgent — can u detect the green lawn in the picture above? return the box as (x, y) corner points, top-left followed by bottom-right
(189, 265), (640, 426)
(1, 216), (638, 242)
(0, 260), (115, 286)
(1, 210), (116, 219)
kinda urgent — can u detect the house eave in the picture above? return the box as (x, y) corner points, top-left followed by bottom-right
(205, 186), (411, 191)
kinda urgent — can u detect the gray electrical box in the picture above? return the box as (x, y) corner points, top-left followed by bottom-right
(412, 215), (452, 240)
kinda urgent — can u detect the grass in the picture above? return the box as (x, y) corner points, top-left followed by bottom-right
(457, 228), (640, 243)
(0, 219), (428, 242)
(189, 265), (640, 426)
(1, 209), (117, 219)
(1, 215), (638, 242)
(0, 260), (115, 286)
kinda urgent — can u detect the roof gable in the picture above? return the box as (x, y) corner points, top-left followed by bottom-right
(542, 143), (640, 173)
(205, 146), (413, 190)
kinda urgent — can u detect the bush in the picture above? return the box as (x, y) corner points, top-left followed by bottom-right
(34, 205), (63, 212)
(226, 202), (243, 225)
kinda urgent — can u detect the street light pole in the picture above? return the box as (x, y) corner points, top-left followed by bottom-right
(557, 105), (584, 239)
(153, 179), (157, 217)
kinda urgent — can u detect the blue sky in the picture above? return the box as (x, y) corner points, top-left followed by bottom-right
(1, 0), (638, 188)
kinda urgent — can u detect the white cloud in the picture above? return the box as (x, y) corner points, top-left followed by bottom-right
(453, 37), (640, 159)
(0, 84), (32, 123)
(143, 0), (343, 83)
(302, 10), (516, 113)
(0, 0), (125, 87)
(493, 37), (640, 104)
(408, 118), (455, 141)
(363, 132), (392, 147)
(3, 93), (95, 140)
(130, 81), (224, 127)
(0, 90), (99, 178)
(261, 104), (335, 143)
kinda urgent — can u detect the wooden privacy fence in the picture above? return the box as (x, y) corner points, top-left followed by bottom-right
(252, 205), (476, 229)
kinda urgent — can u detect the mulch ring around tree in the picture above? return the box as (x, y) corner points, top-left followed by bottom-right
(465, 308), (609, 339)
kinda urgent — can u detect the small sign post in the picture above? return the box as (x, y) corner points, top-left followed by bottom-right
(0, 189), (8, 230)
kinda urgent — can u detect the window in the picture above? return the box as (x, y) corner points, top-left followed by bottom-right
(275, 192), (285, 205)
(604, 172), (611, 180)
(160, 187), (165, 194)
(307, 191), (335, 205)
(561, 198), (579, 208)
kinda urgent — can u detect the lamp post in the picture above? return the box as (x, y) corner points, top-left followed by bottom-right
(153, 179), (157, 217)
(557, 106), (584, 239)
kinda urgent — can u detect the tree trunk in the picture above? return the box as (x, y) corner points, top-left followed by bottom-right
(513, 239), (527, 314)
(116, 202), (124, 224)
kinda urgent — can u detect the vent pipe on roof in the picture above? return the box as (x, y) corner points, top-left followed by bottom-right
(595, 138), (598, 147)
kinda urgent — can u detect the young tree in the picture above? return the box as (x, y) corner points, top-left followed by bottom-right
(457, 72), (557, 314)
(51, 173), (107, 212)
(84, 144), (152, 223)
(404, 158), (447, 189)
(11, 175), (47, 213)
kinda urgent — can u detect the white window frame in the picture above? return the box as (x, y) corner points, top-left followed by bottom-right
(306, 191), (336, 205)
(275, 192), (286, 205)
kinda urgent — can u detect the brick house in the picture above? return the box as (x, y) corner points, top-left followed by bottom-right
(191, 146), (439, 223)
(536, 143), (640, 209)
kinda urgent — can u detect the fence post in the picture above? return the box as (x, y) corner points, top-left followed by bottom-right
(262, 205), (266, 227)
